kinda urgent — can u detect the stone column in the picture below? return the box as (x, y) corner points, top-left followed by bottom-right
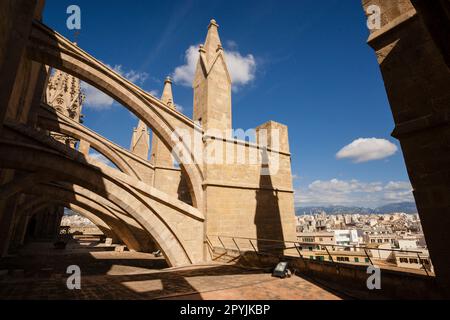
(9, 214), (28, 252)
(78, 140), (91, 156)
(0, 0), (38, 132)
(363, 0), (450, 294)
(0, 170), (19, 257)
(51, 206), (64, 239)
(26, 65), (50, 127)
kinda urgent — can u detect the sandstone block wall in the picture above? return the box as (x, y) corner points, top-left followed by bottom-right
(203, 132), (297, 249)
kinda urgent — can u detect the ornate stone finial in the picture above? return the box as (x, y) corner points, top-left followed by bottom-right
(208, 19), (219, 29)
(216, 44), (223, 53)
(199, 44), (206, 53)
(161, 76), (175, 109)
(46, 69), (84, 122)
(203, 19), (222, 63)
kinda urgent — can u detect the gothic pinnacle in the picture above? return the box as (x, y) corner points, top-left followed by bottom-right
(161, 76), (174, 108)
(209, 19), (219, 29)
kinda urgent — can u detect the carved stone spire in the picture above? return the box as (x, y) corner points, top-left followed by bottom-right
(204, 19), (222, 64)
(46, 68), (85, 122)
(150, 77), (175, 167)
(193, 19), (232, 137)
(161, 77), (175, 108)
(130, 119), (150, 160)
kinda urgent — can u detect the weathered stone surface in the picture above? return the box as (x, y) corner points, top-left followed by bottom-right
(193, 20), (232, 137)
(0, 0), (39, 131)
(0, 10), (297, 270)
(363, 0), (450, 293)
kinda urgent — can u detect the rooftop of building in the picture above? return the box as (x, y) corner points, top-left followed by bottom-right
(297, 232), (334, 237)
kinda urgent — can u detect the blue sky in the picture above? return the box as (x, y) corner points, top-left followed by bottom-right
(44, 0), (413, 208)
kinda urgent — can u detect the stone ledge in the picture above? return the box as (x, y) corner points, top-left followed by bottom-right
(203, 180), (294, 193)
(203, 135), (291, 156)
(391, 111), (450, 139)
(367, 8), (418, 47)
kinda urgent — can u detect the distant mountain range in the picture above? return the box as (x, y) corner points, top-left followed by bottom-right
(295, 202), (418, 215)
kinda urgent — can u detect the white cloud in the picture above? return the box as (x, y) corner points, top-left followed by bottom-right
(308, 179), (384, 194)
(336, 138), (398, 163)
(82, 65), (149, 110)
(172, 44), (256, 90)
(172, 45), (199, 87)
(81, 82), (114, 110)
(88, 151), (113, 167)
(111, 65), (148, 85)
(384, 181), (412, 191)
(295, 179), (414, 207)
(148, 89), (159, 97)
(175, 104), (184, 113)
(226, 51), (256, 87)
(225, 40), (238, 50)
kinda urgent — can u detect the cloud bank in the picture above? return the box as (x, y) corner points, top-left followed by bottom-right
(295, 178), (414, 207)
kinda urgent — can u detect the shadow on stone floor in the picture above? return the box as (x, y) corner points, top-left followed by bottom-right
(0, 240), (279, 300)
(0, 238), (346, 300)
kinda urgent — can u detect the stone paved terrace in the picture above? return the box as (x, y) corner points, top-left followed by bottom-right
(0, 237), (344, 300)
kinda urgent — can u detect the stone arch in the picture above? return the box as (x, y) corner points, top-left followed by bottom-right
(0, 140), (204, 266)
(18, 184), (145, 251)
(63, 204), (119, 241)
(20, 198), (118, 243)
(38, 106), (144, 179)
(27, 21), (204, 208)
